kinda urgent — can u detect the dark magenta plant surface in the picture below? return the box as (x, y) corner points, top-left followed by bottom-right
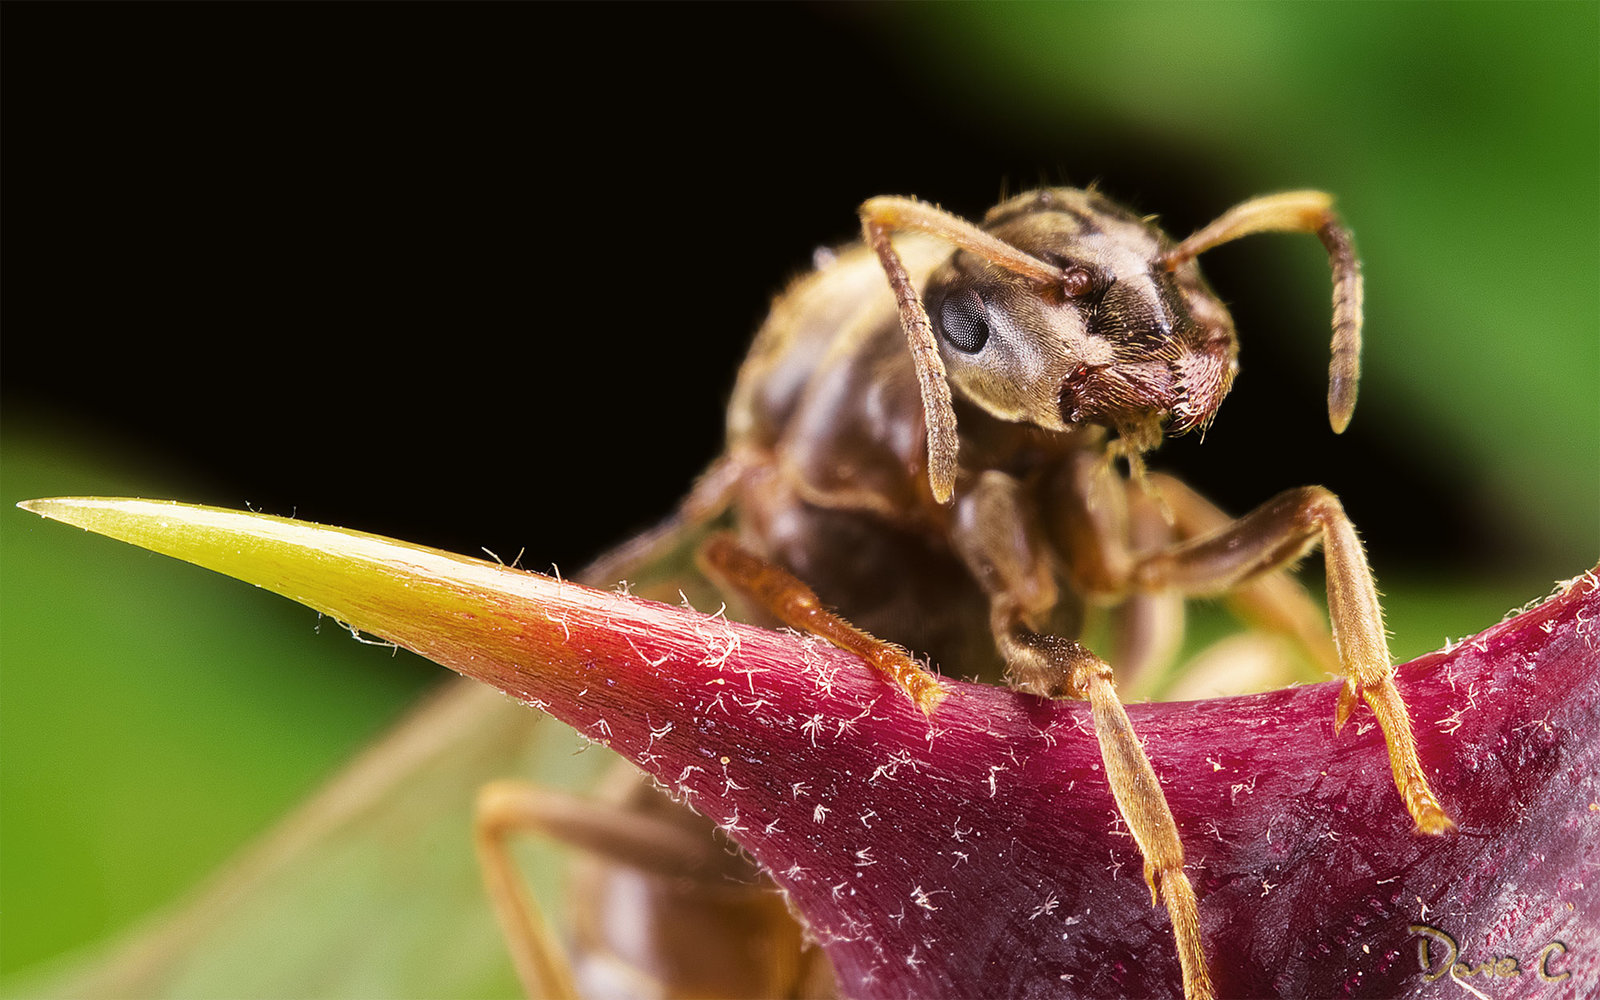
(433, 568), (1599, 998)
(18, 501), (1596, 997)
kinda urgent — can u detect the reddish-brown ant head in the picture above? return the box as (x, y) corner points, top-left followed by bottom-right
(921, 189), (1239, 450)
(861, 188), (1360, 503)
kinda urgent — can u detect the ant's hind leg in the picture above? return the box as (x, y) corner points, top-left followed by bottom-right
(698, 533), (946, 713)
(1107, 480), (1185, 698)
(475, 781), (580, 1000)
(474, 775), (731, 1000)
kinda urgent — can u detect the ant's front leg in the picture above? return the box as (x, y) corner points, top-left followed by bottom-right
(952, 471), (1214, 1000)
(1130, 484), (1454, 834)
(1143, 471), (1340, 677)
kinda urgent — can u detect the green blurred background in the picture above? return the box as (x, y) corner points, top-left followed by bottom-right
(3, 3), (1595, 995)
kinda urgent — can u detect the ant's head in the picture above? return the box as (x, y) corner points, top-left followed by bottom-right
(920, 188), (1238, 452)
(861, 188), (1360, 503)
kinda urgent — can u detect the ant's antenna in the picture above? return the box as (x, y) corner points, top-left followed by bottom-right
(1159, 191), (1364, 433)
(860, 196), (1067, 504)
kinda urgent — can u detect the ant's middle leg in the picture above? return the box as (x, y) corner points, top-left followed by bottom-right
(699, 532), (946, 713)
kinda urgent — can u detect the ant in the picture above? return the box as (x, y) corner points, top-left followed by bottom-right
(479, 187), (1453, 1000)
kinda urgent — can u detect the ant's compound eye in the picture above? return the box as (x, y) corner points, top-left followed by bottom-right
(937, 289), (990, 354)
(1062, 267), (1094, 298)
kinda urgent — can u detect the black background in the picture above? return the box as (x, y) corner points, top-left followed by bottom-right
(3, 5), (1486, 577)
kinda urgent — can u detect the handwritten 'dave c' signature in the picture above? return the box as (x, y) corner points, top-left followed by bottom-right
(1409, 924), (1572, 988)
